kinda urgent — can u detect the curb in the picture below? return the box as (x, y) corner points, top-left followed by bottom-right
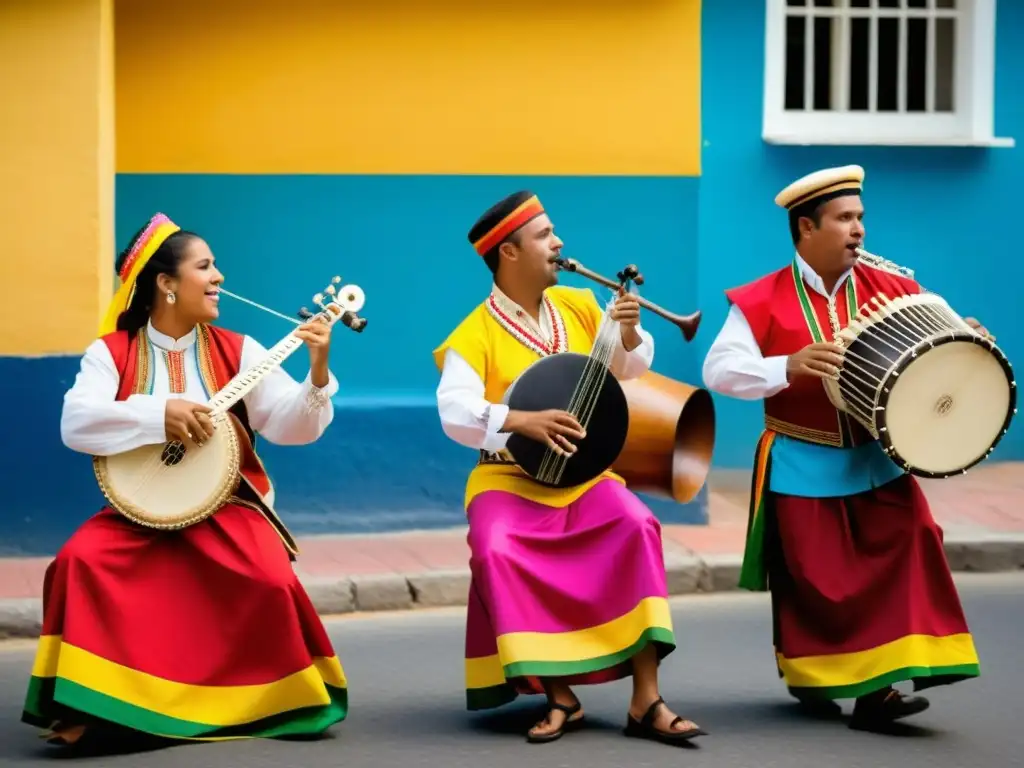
(2, 536), (1023, 640)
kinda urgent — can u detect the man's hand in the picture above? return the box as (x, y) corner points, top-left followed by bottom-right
(504, 409), (586, 456)
(611, 288), (642, 351)
(965, 317), (994, 341)
(786, 342), (845, 381)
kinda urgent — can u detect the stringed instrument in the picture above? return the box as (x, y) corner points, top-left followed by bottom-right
(94, 276), (367, 530)
(501, 259), (715, 501)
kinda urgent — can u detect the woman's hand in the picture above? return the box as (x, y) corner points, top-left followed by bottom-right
(165, 400), (214, 446)
(295, 320), (333, 387)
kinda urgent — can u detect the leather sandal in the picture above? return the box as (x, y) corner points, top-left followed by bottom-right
(849, 689), (930, 731)
(526, 700), (585, 744)
(624, 697), (707, 745)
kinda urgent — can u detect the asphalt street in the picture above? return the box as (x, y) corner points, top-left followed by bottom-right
(0, 573), (1021, 768)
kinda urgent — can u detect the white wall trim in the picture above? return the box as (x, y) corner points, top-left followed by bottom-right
(761, 0), (1014, 148)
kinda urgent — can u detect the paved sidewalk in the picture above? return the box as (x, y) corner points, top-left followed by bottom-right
(2, 463), (1023, 638)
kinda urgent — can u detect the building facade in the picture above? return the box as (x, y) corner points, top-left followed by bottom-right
(1, 0), (1019, 554)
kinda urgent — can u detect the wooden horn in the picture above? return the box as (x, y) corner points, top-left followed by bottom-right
(612, 370), (716, 504)
(554, 257), (702, 342)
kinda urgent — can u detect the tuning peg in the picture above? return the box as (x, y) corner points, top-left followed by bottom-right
(325, 285), (337, 296)
(297, 307), (315, 320)
(313, 293), (326, 307)
(331, 276), (341, 284)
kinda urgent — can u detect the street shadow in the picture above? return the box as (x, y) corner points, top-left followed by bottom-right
(637, 698), (943, 740)
(846, 719), (942, 738)
(25, 732), (188, 761)
(24, 728), (340, 761)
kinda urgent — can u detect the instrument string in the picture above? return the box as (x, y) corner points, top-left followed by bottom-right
(540, 295), (622, 484)
(538, 316), (611, 483)
(121, 290), (309, 495)
(573, 315), (618, 425)
(218, 288), (303, 326)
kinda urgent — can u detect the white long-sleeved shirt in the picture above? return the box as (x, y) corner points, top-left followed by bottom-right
(700, 254), (909, 497)
(61, 321), (339, 459)
(436, 285), (655, 452)
(701, 253), (852, 401)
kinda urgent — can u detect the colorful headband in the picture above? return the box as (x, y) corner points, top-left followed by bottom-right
(98, 213), (181, 337)
(471, 194), (545, 256)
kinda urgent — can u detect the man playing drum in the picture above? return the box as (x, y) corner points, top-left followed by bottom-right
(702, 165), (986, 732)
(433, 190), (706, 747)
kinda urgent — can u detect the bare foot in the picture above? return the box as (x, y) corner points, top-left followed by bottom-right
(41, 722), (88, 746)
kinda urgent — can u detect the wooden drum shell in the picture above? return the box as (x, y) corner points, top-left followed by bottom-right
(612, 371), (716, 504)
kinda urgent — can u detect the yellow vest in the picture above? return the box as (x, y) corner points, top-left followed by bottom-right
(432, 285), (626, 509)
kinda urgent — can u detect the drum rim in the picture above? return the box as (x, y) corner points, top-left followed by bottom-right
(93, 410), (242, 530)
(873, 332), (1017, 479)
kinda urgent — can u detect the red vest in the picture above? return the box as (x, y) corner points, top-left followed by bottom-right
(100, 325), (299, 555)
(726, 261), (921, 447)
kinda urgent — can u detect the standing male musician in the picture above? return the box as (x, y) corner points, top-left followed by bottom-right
(433, 191), (706, 747)
(702, 165), (985, 732)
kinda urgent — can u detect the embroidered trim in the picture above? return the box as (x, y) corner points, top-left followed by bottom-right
(789, 261), (860, 447)
(195, 325), (220, 396)
(304, 384), (331, 415)
(764, 416), (843, 448)
(163, 350), (187, 394)
(131, 330), (153, 395)
(478, 448), (517, 466)
(485, 292), (567, 357)
(790, 261), (858, 343)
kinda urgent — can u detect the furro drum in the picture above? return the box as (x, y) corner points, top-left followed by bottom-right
(614, 371), (716, 504)
(825, 291), (1016, 478)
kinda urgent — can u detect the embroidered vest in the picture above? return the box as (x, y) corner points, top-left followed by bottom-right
(726, 261), (921, 448)
(101, 325), (300, 555)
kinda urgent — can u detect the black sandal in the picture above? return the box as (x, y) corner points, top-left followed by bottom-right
(526, 700), (584, 744)
(624, 697), (707, 745)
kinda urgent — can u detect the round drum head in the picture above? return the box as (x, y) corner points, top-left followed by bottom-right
(504, 353), (629, 488)
(883, 339), (1014, 476)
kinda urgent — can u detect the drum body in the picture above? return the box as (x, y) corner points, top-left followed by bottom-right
(614, 371), (716, 503)
(826, 293), (1016, 478)
(502, 353), (629, 488)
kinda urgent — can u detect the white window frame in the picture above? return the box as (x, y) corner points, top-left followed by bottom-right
(762, 0), (1014, 147)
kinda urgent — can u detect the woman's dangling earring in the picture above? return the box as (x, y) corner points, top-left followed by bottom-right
(166, 292), (176, 305)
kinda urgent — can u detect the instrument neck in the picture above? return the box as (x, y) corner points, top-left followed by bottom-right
(206, 332), (306, 416)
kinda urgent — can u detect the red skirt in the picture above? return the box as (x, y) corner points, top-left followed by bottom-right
(767, 474), (980, 699)
(21, 505), (347, 740)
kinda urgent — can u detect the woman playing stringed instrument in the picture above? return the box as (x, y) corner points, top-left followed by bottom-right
(21, 214), (348, 749)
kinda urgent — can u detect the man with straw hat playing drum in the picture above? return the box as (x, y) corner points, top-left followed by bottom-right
(702, 165), (986, 732)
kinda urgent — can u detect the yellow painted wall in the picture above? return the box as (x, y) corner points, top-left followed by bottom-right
(0, 0), (115, 356)
(115, 0), (701, 176)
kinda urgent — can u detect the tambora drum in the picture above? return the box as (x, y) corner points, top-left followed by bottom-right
(825, 291), (1016, 478)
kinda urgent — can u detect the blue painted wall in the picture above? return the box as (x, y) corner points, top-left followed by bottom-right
(0, 175), (705, 556)
(12, 0), (1021, 554)
(698, 0), (1024, 468)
